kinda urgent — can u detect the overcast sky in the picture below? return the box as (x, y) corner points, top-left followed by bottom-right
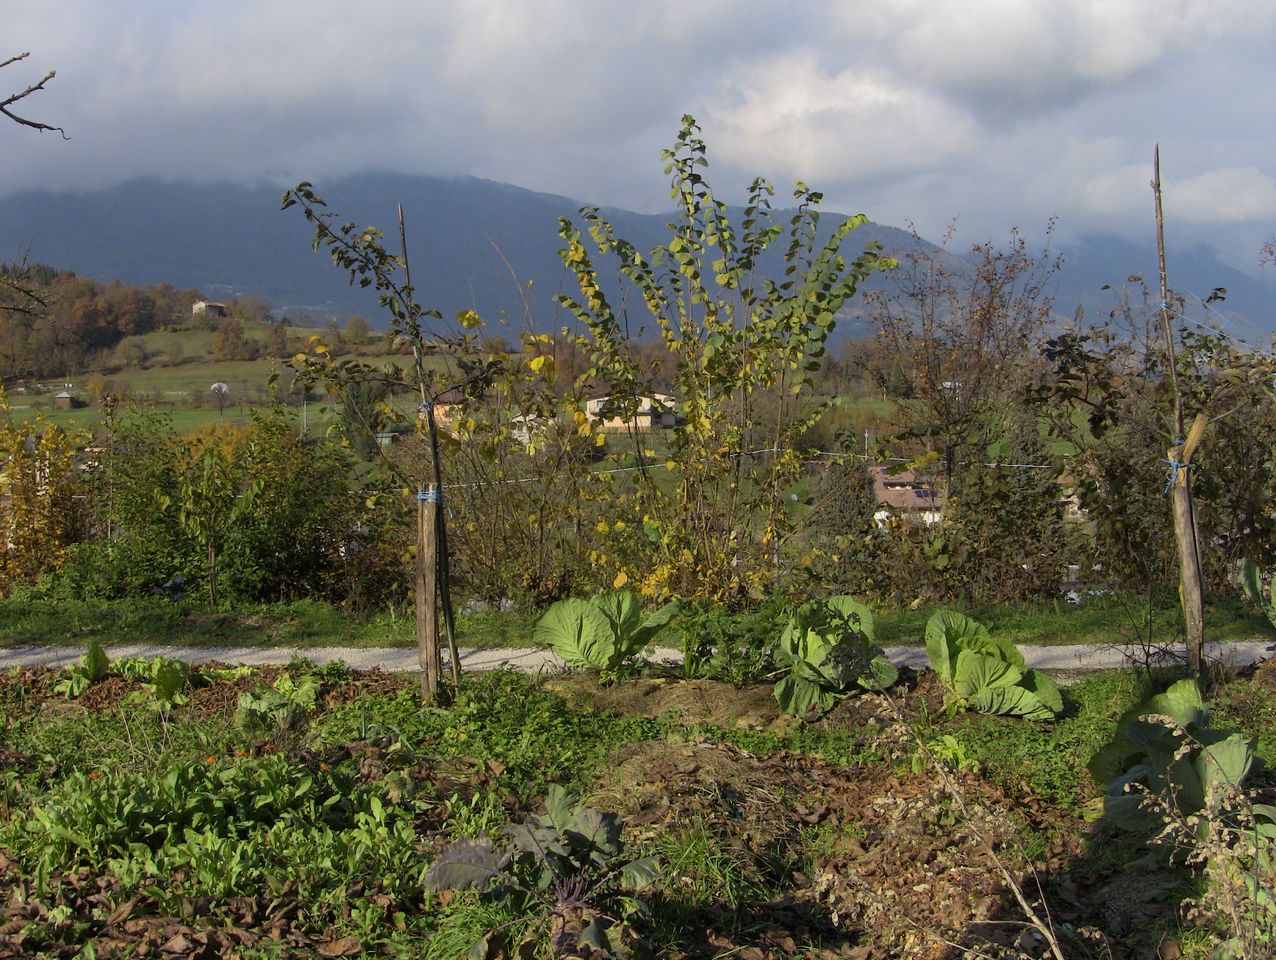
(4, 1), (1275, 270)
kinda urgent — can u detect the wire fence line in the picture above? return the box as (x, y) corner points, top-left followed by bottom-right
(337, 446), (1058, 498)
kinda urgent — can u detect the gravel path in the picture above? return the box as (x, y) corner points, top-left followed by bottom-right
(3, 639), (1272, 679)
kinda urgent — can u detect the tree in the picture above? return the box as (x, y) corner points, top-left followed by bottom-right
(282, 186), (494, 700)
(161, 439), (255, 607)
(0, 387), (84, 593)
(1035, 172), (1276, 677)
(264, 321), (289, 358)
(212, 316), (259, 361)
(556, 116), (889, 602)
(117, 336), (149, 368)
(1, 53), (64, 136)
(1, 53), (62, 369)
(867, 226), (1059, 486)
(346, 315), (370, 345)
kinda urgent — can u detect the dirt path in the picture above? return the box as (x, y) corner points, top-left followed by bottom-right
(2, 638), (1272, 679)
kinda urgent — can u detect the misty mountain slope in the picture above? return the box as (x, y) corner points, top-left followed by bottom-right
(0, 174), (1271, 339)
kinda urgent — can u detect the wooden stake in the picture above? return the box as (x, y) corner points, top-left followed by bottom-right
(415, 485), (441, 701)
(1154, 147), (1206, 679)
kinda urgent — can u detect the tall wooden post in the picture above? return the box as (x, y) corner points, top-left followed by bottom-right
(1153, 147), (1206, 679)
(415, 485), (441, 701)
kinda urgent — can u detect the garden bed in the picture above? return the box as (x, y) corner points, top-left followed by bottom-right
(1, 659), (1273, 958)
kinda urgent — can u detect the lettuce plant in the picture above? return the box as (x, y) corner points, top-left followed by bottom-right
(1089, 677), (1261, 832)
(924, 610), (1061, 721)
(533, 590), (681, 678)
(114, 654), (192, 711)
(53, 639), (108, 698)
(771, 595), (898, 718)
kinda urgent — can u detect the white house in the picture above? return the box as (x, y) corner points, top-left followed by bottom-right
(584, 393), (677, 432)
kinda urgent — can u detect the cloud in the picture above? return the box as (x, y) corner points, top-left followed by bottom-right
(1171, 167), (1276, 224)
(0, 0), (1274, 263)
(838, 0), (1276, 117)
(1081, 163), (1155, 221)
(706, 53), (977, 185)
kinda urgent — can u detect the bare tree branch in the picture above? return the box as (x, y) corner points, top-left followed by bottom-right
(1, 52), (67, 139)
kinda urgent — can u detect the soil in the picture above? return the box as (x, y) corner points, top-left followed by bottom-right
(545, 674), (790, 729)
(591, 733), (1038, 958)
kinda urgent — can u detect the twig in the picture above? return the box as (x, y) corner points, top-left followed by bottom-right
(1, 53), (67, 138)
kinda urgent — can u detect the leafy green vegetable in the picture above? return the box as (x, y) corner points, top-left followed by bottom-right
(426, 784), (658, 958)
(114, 655), (192, 711)
(772, 595), (898, 718)
(534, 590), (681, 677)
(924, 609), (1060, 720)
(235, 671), (322, 735)
(1089, 677), (1261, 832)
(53, 639), (109, 699)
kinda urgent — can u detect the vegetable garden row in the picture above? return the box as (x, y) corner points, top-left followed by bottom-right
(2, 592), (1274, 958)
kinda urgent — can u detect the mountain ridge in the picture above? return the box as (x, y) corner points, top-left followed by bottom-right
(1, 173), (1271, 341)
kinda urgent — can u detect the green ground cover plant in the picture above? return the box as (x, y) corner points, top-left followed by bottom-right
(3, 653), (1276, 958)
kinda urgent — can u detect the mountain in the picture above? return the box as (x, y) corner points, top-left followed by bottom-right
(1, 173), (1272, 341)
(1052, 234), (1275, 343)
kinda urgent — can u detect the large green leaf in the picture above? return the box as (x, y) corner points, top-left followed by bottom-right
(925, 610), (989, 684)
(1021, 669), (1062, 716)
(631, 599), (683, 650)
(1141, 678), (1207, 729)
(1102, 778), (1160, 832)
(969, 684), (1056, 720)
(592, 590), (642, 648)
(424, 838), (503, 891)
(960, 632), (1026, 670)
(860, 652), (899, 692)
(1088, 736), (1145, 784)
(825, 595), (876, 642)
(85, 638), (109, 683)
(620, 855), (661, 889)
(533, 598), (616, 669)
(774, 674), (834, 718)
(952, 650), (1023, 701)
(1195, 733), (1255, 799)
(1241, 558), (1264, 606)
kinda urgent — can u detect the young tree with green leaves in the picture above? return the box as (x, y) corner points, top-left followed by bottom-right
(556, 115), (889, 602)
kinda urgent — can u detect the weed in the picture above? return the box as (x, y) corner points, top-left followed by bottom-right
(654, 817), (760, 908)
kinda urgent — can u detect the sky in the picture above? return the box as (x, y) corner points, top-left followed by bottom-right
(4, 0), (1276, 270)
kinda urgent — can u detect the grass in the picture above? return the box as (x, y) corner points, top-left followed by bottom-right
(871, 591), (1274, 647)
(0, 597), (537, 650)
(3, 589), (1269, 656)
